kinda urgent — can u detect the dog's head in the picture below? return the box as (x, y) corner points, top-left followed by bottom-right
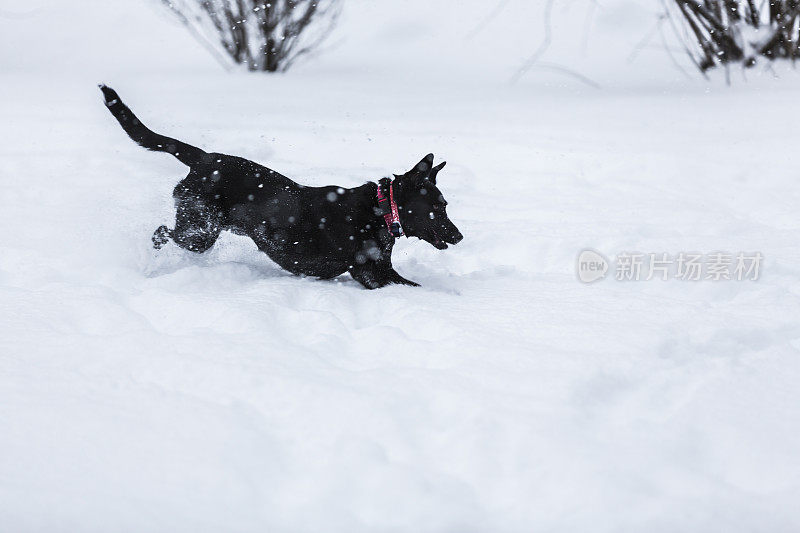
(395, 154), (463, 250)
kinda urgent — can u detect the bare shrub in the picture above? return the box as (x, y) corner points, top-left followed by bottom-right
(161, 0), (342, 72)
(668, 0), (800, 72)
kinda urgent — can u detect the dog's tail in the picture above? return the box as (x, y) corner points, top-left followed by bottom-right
(99, 84), (208, 167)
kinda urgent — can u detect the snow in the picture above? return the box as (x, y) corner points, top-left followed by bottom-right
(2, 0), (800, 531)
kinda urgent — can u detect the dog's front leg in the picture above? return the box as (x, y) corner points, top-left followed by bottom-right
(349, 264), (392, 290)
(350, 263), (420, 290)
(387, 269), (420, 287)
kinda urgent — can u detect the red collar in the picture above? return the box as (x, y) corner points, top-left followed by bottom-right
(376, 178), (403, 238)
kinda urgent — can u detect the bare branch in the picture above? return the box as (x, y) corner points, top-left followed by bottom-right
(668, 0), (800, 73)
(510, 0), (555, 84)
(160, 0), (341, 72)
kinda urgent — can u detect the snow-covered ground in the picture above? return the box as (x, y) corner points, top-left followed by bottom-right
(2, 1), (800, 531)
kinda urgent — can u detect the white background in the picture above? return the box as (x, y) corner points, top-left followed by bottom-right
(1, 1), (799, 531)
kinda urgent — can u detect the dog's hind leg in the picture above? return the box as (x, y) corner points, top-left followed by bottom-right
(165, 195), (223, 254)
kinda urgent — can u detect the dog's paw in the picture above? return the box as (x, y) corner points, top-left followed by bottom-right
(152, 225), (172, 250)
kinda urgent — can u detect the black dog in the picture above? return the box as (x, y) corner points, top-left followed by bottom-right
(100, 86), (462, 289)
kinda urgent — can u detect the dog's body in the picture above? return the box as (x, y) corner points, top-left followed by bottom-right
(100, 86), (462, 289)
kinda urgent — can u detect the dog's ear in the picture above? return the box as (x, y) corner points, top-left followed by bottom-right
(409, 153), (434, 176)
(429, 161), (446, 184)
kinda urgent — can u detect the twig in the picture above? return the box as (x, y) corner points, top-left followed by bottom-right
(661, 0), (706, 76)
(465, 0), (511, 40)
(580, 0), (599, 55)
(658, 4), (695, 79)
(510, 0), (555, 84)
(531, 61), (602, 88)
(628, 15), (666, 64)
(159, 0), (235, 71)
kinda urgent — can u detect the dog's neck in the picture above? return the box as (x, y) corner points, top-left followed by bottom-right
(350, 177), (413, 242)
(376, 177), (403, 238)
